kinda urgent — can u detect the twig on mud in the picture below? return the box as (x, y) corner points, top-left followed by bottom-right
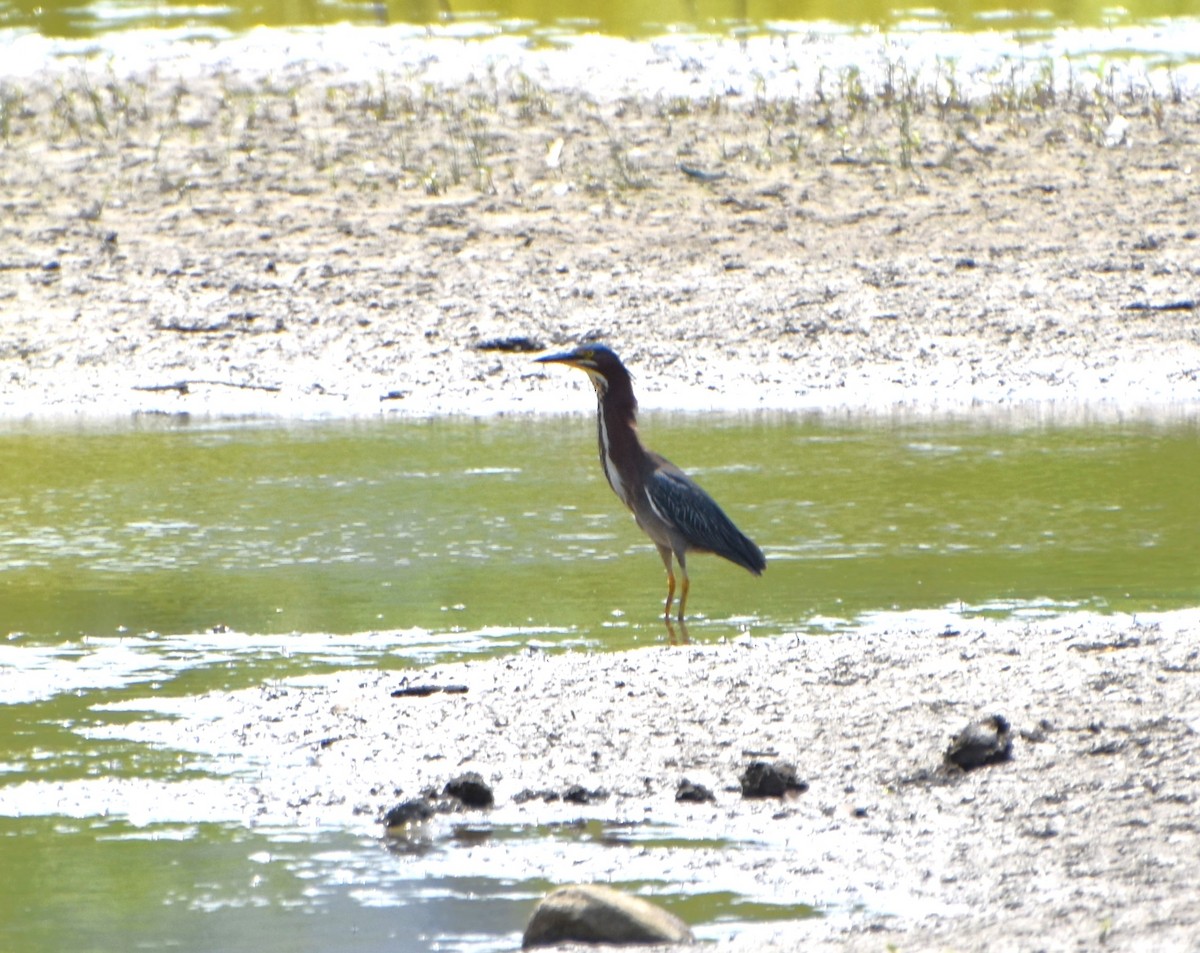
(474, 336), (544, 353)
(133, 379), (283, 395)
(679, 163), (728, 182)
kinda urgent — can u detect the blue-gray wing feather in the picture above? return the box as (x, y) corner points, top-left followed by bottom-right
(647, 469), (766, 574)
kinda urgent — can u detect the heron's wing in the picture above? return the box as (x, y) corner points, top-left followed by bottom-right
(646, 467), (766, 574)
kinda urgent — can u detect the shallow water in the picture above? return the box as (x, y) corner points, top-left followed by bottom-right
(0, 811), (822, 952)
(1, 410), (1198, 951)
(3, 413), (1197, 647)
(4, 0), (1200, 39)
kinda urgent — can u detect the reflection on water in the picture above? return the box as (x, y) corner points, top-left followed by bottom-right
(1, 411), (1198, 952)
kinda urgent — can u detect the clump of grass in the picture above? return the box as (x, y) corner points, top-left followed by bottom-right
(0, 46), (1188, 214)
(606, 135), (649, 190)
(510, 72), (552, 122)
(0, 83), (27, 143)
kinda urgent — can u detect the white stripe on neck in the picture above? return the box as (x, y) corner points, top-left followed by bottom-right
(598, 410), (626, 504)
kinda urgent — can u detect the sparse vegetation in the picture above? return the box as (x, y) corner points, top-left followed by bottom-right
(1, 45), (1190, 205)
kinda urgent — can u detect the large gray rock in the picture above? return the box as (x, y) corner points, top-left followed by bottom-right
(522, 884), (693, 947)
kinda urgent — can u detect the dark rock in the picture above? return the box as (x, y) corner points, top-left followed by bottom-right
(514, 788), (561, 804)
(523, 884), (693, 948)
(562, 784), (608, 804)
(382, 798), (435, 829)
(945, 714), (1013, 771)
(381, 797), (439, 856)
(391, 683), (440, 697)
(513, 785), (611, 805)
(390, 682), (469, 697)
(443, 771), (494, 808)
(740, 760), (809, 798)
(675, 779), (716, 803)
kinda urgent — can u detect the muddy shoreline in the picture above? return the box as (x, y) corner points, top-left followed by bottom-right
(11, 609), (1199, 950)
(2, 31), (1199, 952)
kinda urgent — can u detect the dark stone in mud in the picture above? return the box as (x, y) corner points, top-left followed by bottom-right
(522, 883), (693, 948)
(516, 785), (607, 804)
(382, 798), (436, 829)
(562, 784), (608, 804)
(945, 714), (1013, 771)
(390, 682), (469, 697)
(514, 788), (561, 804)
(675, 779), (716, 803)
(381, 797), (441, 856)
(443, 771), (494, 808)
(740, 760), (809, 798)
(383, 772), (493, 829)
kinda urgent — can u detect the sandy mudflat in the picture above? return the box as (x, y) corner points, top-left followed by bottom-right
(220, 609), (1200, 952)
(2, 27), (1199, 952)
(10, 609), (1199, 951)
(0, 29), (1198, 421)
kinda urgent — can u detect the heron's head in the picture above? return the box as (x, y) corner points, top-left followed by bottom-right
(534, 344), (630, 399)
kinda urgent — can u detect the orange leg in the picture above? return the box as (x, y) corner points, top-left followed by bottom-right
(676, 554), (690, 621)
(657, 545), (676, 619)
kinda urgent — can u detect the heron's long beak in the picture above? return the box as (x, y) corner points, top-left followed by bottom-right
(534, 349), (588, 368)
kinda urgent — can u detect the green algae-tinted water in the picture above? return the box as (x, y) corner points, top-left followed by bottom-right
(0, 815), (536, 953)
(0, 813), (814, 953)
(5, 0), (1199, 40)
(2, 413), (1196, 649)
(1, 411), (1198, 952)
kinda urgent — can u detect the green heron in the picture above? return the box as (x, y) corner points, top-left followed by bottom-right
(535, 344), (766, 620)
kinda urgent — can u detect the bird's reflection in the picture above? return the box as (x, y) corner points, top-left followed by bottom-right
(663, 617), (690, 645)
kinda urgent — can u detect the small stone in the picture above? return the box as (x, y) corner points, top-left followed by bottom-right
(945, 714), (1013, 771)
(514, 788), (560, 804)
(443, 772), (494, 808)
(382, 798), (435, 830)
(675, 779), (716, 803)
(562, 784), (607, 804)
(740, 760), (809, 798)
(523, 884), (693, 948)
